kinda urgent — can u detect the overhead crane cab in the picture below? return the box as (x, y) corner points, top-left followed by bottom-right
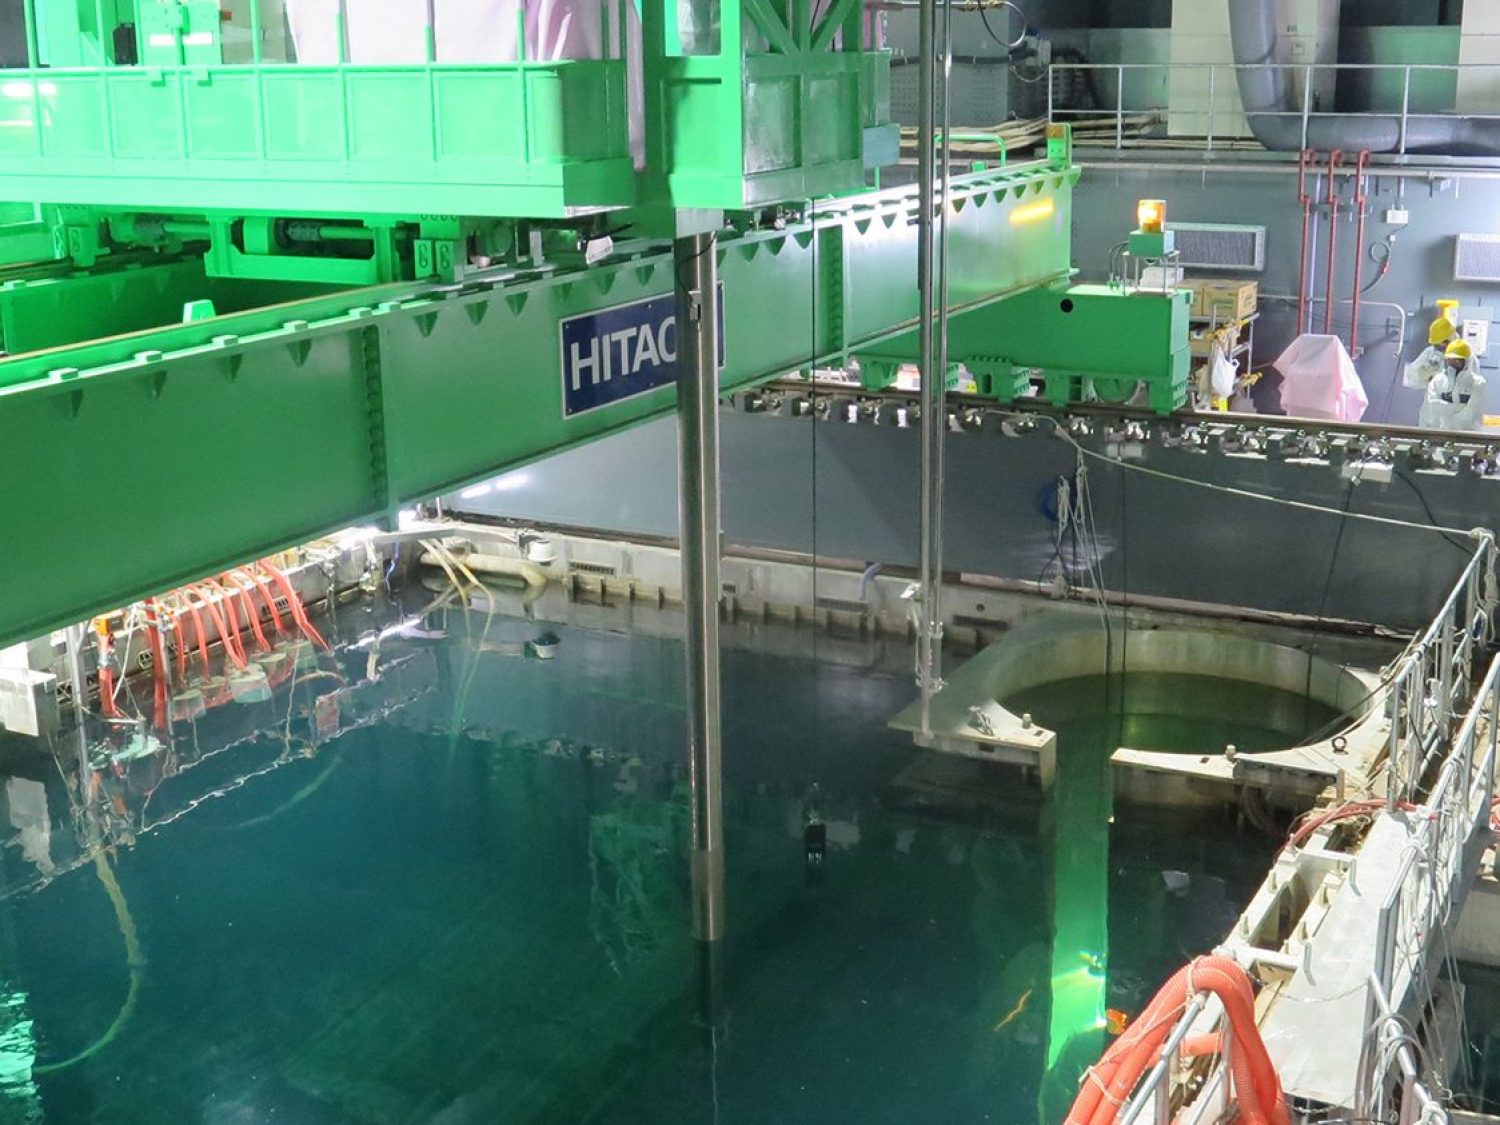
(0, 0), (896, 285)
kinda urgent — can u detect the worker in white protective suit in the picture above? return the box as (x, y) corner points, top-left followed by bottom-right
(1404, 314), (1457, 391)
(1420, 339), (1487, 431)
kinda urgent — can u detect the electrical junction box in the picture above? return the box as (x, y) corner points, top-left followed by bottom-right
(0, 668), (59, 737)
(1385, 208), (1409, 226)
(1463, 317), (1491, 357)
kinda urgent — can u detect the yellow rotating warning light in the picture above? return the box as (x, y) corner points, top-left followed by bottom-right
(1136, 199), (1166, 234)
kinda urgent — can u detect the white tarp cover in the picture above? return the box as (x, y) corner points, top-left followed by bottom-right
(1274, 333), (1369, 423)
(286, 0), (612, 64)
(284, 0), (644, 166)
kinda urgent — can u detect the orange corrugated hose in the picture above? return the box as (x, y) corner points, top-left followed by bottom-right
(1064, 956), (1287, 1125)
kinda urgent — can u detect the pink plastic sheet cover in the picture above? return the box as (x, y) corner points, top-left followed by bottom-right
(1273, 333), (1369, 423)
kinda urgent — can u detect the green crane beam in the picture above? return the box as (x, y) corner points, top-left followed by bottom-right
(0, 158), (1081, 648)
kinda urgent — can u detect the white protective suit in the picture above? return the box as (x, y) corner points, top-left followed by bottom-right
(1419, 360), (1487, 431)
(1403, 345), (1447, 391)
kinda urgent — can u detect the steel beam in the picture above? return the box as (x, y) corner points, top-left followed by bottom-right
(0, 162), (1076, 649)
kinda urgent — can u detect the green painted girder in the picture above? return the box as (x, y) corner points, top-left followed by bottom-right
(0, 159), (1077, 648)
(859, 281), (1193, 415)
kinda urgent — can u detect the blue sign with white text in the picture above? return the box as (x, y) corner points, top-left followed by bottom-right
(560, 287), (725, 418)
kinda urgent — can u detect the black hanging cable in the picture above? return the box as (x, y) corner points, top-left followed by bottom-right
(1393, 464), (1477, 558)
(1302, 472), (1360, 728)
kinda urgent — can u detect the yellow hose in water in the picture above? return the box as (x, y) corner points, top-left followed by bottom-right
(34, 851), (143, 1075)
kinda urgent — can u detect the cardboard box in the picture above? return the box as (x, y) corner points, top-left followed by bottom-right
(1185, 279), (1258, 322)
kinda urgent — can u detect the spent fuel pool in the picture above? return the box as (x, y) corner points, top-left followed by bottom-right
(0, 603), (1287, 1124)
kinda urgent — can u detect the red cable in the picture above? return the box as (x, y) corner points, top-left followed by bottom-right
(259, 561), (330, 652)
(1323, 149), (1344, 338)
(226, 576), (271, 652)
(98, 666), (117, 718)
(1288, 798), (1416, 849)
(1297, 149), (1315, 334)
(192, 586), (248, 670)
(94, 624), (119, 719)
(227, 568), (282, 643)
(170, 609), (187, 681)
(182, 599), (214, 677)
(204, 580), (251, 662)
(145, 599), (168, 730)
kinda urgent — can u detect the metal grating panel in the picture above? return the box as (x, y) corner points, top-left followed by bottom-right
(1455, 234), (1500, 283)
(1167, 223), (1266, 272)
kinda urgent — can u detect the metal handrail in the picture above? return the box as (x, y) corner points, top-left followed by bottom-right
(1385, 536), (1495, 810)
(1363, 970), (1449, 1125)
(1115, 548), (1496, 1125)
(1045, 60), (1500, 156)
(1359, 652), (1500, 1121)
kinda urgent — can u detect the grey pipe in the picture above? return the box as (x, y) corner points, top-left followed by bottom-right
(1229, 0), (1500, 155)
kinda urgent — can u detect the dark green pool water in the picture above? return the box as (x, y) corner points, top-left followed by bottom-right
(0, 615), (1279, 1124)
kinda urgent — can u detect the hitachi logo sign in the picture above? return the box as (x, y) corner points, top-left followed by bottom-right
(559, 288), (725, 418)
(567, 318), (678, 391)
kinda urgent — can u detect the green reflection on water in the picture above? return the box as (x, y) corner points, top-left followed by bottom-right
(1009, 671), (1341, 1121)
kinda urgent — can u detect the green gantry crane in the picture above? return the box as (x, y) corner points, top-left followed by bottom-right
(0, 0), (1188, 648)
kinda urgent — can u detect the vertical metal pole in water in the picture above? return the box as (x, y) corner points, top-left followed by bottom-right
(915, 0), (942, 738)
(675, 230), (726, 1017)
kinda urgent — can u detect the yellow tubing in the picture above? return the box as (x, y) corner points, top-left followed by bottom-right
(34, 851), (142, 1074)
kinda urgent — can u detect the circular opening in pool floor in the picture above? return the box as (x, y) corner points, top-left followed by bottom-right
(990, 626), (1369, 757)
(1004, 669), (1345, 756)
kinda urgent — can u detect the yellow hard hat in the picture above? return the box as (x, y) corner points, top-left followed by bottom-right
(1430, 316), (1457, 346)
(1445, 339), (1474, 362)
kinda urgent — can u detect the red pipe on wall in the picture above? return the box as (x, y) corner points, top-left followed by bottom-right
(1297, 148), (1316, 334)
(1323, 149), (1344, 337)
(1348, 149), (1372, 354)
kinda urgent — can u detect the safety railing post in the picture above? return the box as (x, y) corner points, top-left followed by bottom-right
(1441, 617), (1456, 731)
(1116, 64), (1125, 149)
(1490, 663), (1499, 803)
(1300, 65), (1313, 151)
(1388, 674), (1404, 809)
(1206, 64), (1216, 153)
(1218, 1013), (1233, 1109)
(1399, 1075), (1418, 1125)
(1399, 66), (1412, 156)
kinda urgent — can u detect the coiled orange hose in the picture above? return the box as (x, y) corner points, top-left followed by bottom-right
(1065, 956), (1286, 1125)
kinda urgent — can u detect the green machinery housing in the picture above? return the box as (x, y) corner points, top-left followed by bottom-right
(0, 0), (1189, 648)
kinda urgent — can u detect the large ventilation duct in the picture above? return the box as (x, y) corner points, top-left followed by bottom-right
(1229, 0), (1500, 155)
